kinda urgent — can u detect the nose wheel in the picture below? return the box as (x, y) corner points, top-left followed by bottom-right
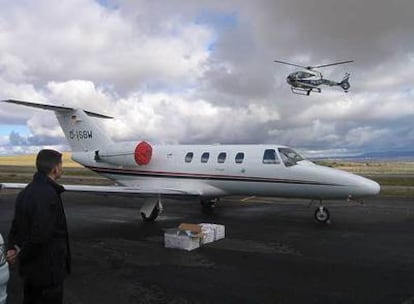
(314, 206), (330, 224)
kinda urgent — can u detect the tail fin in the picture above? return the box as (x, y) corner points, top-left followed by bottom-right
(339, 73), (351, 92)
(1, 99), (113, 152)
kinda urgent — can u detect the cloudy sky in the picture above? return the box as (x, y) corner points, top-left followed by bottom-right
(0, 0), (413, 157)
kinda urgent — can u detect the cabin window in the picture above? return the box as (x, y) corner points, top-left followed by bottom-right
(235, 152), (244, 164)
(262, 149), (280, 164)
(201, 152), (210, 163)
(217, 152), (227, 163)
(185, 152), (194, 163)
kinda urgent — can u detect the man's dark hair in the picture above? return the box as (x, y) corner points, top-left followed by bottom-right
(36, 149), (62, 175)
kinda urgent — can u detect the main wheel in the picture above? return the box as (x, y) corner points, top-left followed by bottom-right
(200, 198), (218, 209)
(314, 206), (330, 224)
(141, 205), (160, 222)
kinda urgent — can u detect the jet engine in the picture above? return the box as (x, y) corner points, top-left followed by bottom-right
(95, 141), (152, 167)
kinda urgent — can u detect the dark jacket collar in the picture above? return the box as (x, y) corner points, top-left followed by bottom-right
(33, 172), (66, 194)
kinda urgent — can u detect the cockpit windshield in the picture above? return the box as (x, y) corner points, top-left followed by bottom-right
(297, 71), (314, 79)
(278, 148), (305, 167)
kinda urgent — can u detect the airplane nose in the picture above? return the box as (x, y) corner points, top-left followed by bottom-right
(354, 176), (381, 197)
(364, 178), (381, 196)
(325, 167), (381, 199)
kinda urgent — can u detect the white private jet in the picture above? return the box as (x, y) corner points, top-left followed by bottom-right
(0, 99), (380, 223)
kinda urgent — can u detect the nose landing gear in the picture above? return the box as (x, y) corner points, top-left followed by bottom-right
(310, 200), (331, 224)
(314, 206), (330, 224)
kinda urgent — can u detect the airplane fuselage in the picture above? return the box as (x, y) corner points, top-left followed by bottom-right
(0, 99), (379, 223)
(72, 143), (380, 200)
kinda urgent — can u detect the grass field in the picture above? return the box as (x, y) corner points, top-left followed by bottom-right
(0, 152), (82, 168)
(1, 154), (413, 197)
(315, 160), (414, 175)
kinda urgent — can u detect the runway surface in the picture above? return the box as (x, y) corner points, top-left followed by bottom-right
(1, 192), (414, 304)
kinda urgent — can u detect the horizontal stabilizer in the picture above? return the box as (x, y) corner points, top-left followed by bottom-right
(1, 99), (113, 119)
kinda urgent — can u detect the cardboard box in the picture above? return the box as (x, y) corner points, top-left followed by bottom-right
(200, 223), (225, 241)
(164, 229), (200, 251)
(178, 223), (202, 237)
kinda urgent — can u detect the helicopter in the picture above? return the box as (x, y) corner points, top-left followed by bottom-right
(274, 60), (353, 96)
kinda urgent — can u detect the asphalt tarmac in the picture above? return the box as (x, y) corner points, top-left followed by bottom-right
(1, 192), (414, 304)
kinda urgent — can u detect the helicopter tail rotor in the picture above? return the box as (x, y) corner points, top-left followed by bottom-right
(339, 73), (351, 92)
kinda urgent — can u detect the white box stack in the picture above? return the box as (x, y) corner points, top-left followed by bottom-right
(200, 223), (225, 241)
(164, 223), (225, 251)
(200, 225), (215, 244)
(164, 229), (200, 251)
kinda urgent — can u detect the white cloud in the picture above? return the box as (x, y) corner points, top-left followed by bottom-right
(344, 127), (390, 148)
(0, 0), (213, 91)
(0, 0), (413, 156)
(0, 135), (8, 146)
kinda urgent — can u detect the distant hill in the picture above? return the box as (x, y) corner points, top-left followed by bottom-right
(355, 150), (414, 160)
(309, 150), (414, 161)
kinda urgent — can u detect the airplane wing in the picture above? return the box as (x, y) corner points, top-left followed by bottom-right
(0, 182), (226, 197)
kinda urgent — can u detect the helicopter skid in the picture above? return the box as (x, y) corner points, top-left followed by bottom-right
(291, 86), (321, 96)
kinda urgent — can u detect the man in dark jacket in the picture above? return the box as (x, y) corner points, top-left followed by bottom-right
(6, 149), (71, 304)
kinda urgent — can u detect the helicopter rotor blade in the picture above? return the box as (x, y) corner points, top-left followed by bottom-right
(273, 60), (308, 69)
(312, 60), (354, 69)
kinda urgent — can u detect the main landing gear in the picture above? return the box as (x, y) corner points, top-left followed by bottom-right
(311, 200), (331, 224)
(291, 86), (321, 96)
(140, 197), (163, 222)
(200, 197), (219, 212)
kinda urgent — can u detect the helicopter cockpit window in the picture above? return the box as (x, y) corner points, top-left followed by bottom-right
(278, 148), (304, 167)
(298, 72), (313, 78)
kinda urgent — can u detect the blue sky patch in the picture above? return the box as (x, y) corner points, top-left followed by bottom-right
(195, 10), (238, 29)
(0, 125), (30, 136)
(95, 0), (119, 10)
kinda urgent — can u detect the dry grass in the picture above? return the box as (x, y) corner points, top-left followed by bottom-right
(316, 160), (414, 175)
(0, 152), (82, 168)
(313, 161), (414, 196)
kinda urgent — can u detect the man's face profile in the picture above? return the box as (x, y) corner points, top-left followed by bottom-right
(52, 162), (63, 180)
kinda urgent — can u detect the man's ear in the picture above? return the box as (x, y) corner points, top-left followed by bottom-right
(51, 166), (58, 176)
